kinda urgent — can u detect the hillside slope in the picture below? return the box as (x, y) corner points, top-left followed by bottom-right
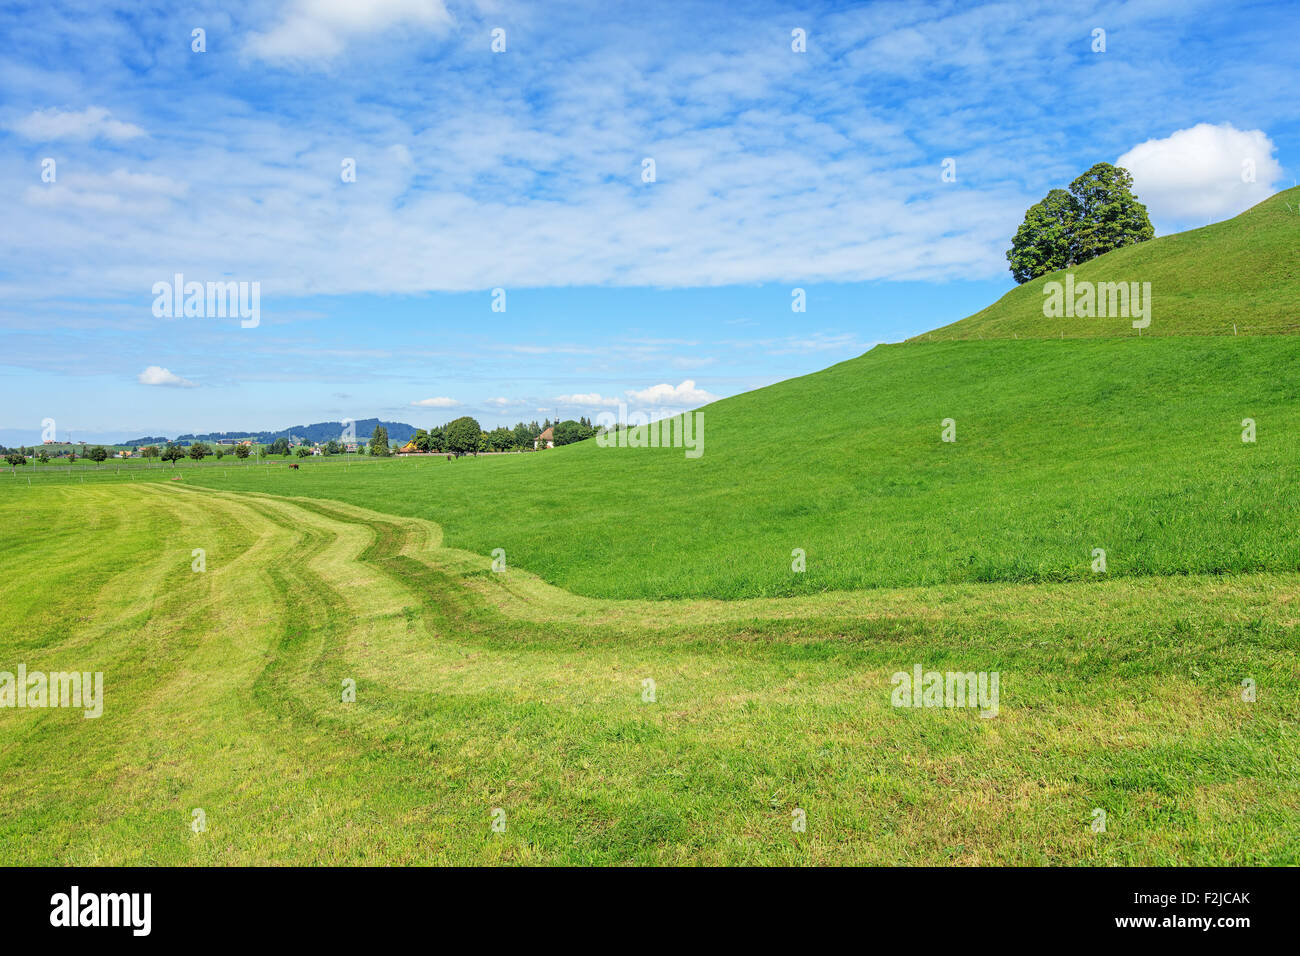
(178, 336), (1300, 599)
(916, 186), (1300, 340)
(143, 185), (1300, 600)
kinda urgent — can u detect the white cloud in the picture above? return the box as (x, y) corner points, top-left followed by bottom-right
(9, 3), (1295, 312)
(247, 0), (453, 61)
(625, 380), (719, 406)
(23, 167), (188, 215)
(556, 392), (622, 407)
(558, 381), (721, 410)
(1117, 123), (1284, 230)
(10, 107), (144, 142)
(411, 396), (459, 407)
(138, 366), (197, 388)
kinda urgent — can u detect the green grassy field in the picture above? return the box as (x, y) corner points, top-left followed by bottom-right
(1, 484), (1295, 864)
(122, 189), (1291, 601)
(64, 336), (1294, 601)
(8, 452), (368, 470)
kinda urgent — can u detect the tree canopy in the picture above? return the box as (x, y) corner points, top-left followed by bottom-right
(444, 417), (482, 456)
(552, 420), (595, 446)
(1007, 163), (1153, 284)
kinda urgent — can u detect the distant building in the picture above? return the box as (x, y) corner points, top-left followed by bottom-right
(534, 427), (554, 450)
(398, 439), (420, 454)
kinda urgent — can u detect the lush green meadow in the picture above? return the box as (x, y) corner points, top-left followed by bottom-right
(1, 483), (1295, 864)
(7, 452), (370, 471)
(82, 336), (1296, 601)
(4, 189), (1298, 865)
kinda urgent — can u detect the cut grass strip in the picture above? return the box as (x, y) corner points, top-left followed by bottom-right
(0, 483), (1295, 864)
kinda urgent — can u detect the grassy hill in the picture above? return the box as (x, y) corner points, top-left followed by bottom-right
(13, 189), (1300, 602)
(110, 186), (1295, 600)
(916, 186), (1300, 340)
(49, 335), (1283, 600)
(4, 189), (1299, 866)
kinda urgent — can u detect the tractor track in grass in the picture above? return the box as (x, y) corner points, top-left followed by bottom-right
(0, 482), (1296, 864)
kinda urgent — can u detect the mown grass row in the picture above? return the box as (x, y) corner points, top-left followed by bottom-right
(1, 483), (1295, 864)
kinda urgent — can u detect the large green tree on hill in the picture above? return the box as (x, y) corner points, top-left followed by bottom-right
(1068, 162), (1155, 262)
(1007, 163), (1154, 284)
(368, 426), (390, 457)
(1006, 188), (1080, 284)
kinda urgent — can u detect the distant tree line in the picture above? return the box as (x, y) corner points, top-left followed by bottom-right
(2, 417), (601, 470)
(402, 416), (597, 457)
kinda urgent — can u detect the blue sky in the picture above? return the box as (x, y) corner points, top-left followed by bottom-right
(2, 0), (1297, 442)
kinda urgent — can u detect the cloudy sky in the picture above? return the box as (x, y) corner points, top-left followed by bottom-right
(2, 0), (1297, 441)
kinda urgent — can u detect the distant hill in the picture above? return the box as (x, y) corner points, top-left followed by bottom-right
(915, 185), (1300, 340)
(126, 419), (417, 447)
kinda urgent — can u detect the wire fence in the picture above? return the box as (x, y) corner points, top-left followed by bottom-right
(1, 453), (417, 485)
